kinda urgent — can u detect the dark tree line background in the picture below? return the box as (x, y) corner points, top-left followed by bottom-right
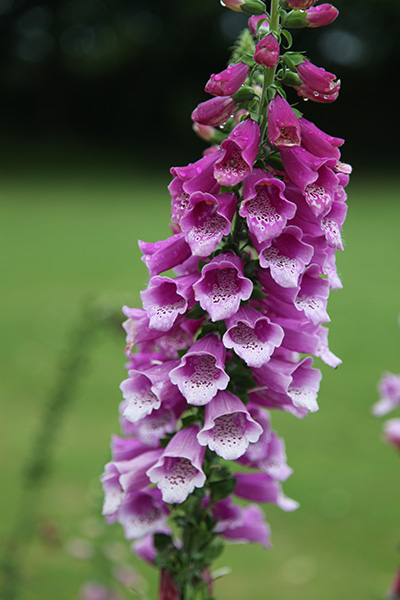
(0, 0), (398, 171)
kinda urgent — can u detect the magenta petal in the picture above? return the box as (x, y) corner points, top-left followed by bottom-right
(205, 62), (249, 96)
(139, 233), (191, 277)
(214, 119), (260, 187)
(140, 275), (197, 332)
(191, 96), (237, 127)
(268, 94), (301, 148)
(221, 504), (272, 549)
(118, 489), (169, 540)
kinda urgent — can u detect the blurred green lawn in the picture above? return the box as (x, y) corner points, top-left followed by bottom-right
(1, 157), (400, 600)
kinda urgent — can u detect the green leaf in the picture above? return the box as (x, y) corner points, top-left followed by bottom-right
(280, 29), (293, 49)
(210, 477), (237, 504)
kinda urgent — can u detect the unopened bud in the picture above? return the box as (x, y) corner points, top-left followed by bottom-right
(220, 0), (267, 16)
(254, 34), (280, 68)
(305, 4), (339, 27)
(285, 0), (316, 8)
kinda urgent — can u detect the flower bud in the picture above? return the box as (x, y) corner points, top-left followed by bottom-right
(205, 62), (249, 97)
(248, 14), (269, 36)
(295, 59), (340, 103)
(254, 34), (280, 68)
(220, 0), (267, 16)
(305, 4), (339, 27)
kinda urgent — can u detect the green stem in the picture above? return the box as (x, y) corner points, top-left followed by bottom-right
(258, 0), (281, 143)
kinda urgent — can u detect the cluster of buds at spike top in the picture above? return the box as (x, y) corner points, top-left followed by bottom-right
(102, 1), (349, 598)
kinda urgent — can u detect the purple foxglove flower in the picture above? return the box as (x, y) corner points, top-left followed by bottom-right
(147, 426), (206, 504)
(120, 361), (180, 424)
(118, 449), (164, 495)
(239, 407), (293, 481)
(140, 274), (197, 332)
(194, 252), (253, 321)
(274, 315), (320, 356)
(372, 373), (400, 416)
(250, 386), (308, 418)
(286, 0), (316, 7)
(197, 389), (263, 460)
(280, 146), (333, 194)
(254, 34), (280, 68)
(268, 94), (301, 148)
(234, 472), (299, 511)
(260, 264), (330, 326)
(383, 419), (400, 450)
(221, 504), (271, 549)
(252, 355), (321, 414)
(180, 191), (237, 256)
(305, 4), (339, 27)
(117, 489), (169, 540)
(169, 334), (229, 406)
(295, 60), (340, 103)
(205, 62), (249, 96)
(240, 168), (296, 244)
(255, 225), (314, 288)
(303, 165), (340, 217)
(169, 152), (221, 225)
(299, 118), (343, 161)
(211, 496), (242, 532)
(223, 305), (283, 367)
(191, 96), (237, 127)
(129, 406), (180, 448)
(248, 14), (268, 36)
(214, 118), (260, 187)
(139, 233), (192, 277)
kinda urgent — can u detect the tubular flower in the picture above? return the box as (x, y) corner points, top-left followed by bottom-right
(102, 2), (350, 597)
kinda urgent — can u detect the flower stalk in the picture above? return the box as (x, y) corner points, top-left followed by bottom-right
(102, 1), (350, 598)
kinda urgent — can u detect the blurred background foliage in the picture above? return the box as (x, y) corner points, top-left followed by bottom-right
(1, 1), (400, 600)
(0, 0), (399, 168)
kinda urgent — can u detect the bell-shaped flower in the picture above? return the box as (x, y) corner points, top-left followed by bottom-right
(255, 225), (314, 288)
(169, 334), (229, 406)
(139, 233), (192, 277)
(169, 152), (221, 225)
(238, 407), (293, 481)
(180, 191), (237, 256)
(194, 252), (253, 321)
(294, 60), (340, 103)
(128, 405), (180, 448)
(220, 504), (271, 549)
(117, 489), (169, 540)
(268, 94), (301, 148)
(140, 274), (197, 332)
(111, 435), (150, 462)
(315, 326), (342, 368)
(234, 472), (299, 511)
(260, 264), (330, 326)
(147, 425), (206, 504)
(254, 34), (280, 68)
(191, 96), (237, 127)
(120, 361), (180, 424)
(197, 390), (263, 460)
(205, 62), (249, 96)
(214, 118), (260, 187)
(321, 200), (347, 250)
(240, 168), (296, 244)
(223, 305), (283, 367)
(280, 146), (333, 195)
(305, 4), (339, 27)
(372, 373), (400, 416)
(299, 118), (343, 161)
